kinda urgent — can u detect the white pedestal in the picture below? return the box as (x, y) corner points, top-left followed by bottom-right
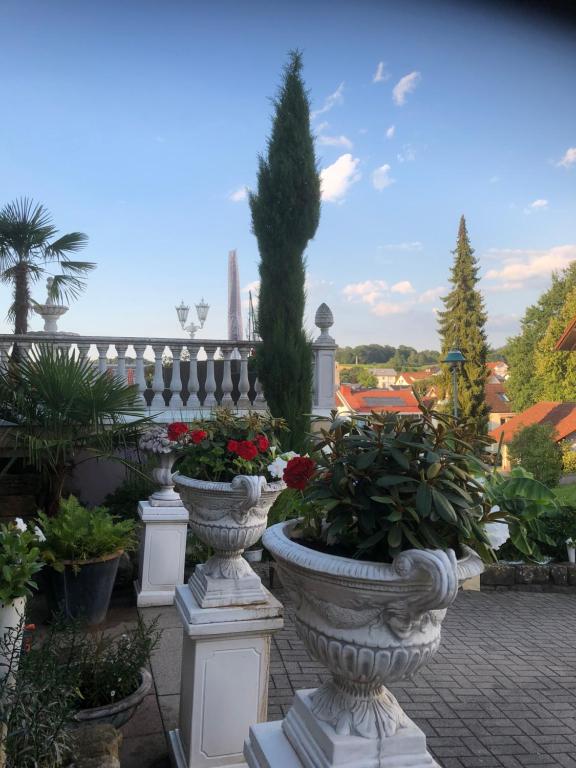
(135, 501), (189, 607)
(244, 690), (441, 768)
(188, 561), (268, 609)
(169, 584), (283, 768)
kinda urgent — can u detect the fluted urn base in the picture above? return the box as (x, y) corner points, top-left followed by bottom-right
(245, 689), (440, 768)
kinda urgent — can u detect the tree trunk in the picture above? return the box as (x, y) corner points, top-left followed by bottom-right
(13, 263), (30, 335)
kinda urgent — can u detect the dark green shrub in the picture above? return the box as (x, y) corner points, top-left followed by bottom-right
(509, 423), (562, 487)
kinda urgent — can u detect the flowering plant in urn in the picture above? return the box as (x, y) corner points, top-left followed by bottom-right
(260, 408), (497, 767)
(139, 424), (185, 506)
(172, 408), (287, 607)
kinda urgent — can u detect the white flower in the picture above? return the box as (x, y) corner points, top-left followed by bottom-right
(484, 521), (510, 551)
(110, 690), (116, 699)
(283, 451), (299, 461)
(34, 526), (46, 542)
(268, 457), (288, 479)
(14, 518), (27, 533)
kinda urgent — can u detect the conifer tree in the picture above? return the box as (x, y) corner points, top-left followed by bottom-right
(534, 285), (576, 401)
(250, 51), (321, 450)
(437, 216), (489, 432)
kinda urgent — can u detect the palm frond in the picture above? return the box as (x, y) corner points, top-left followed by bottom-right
(56, 259), (96, 275)
(48, 274), (90, 303)
(44, 232), (89, 259)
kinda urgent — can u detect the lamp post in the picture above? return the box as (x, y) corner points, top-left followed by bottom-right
(176, 298), (210, 338)
(443, 348), (466, 419)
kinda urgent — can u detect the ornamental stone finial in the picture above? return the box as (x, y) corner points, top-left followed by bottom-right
(314, 303), (334, 343)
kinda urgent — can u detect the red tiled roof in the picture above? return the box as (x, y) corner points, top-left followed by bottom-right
(555, 315), (576, 351)
(396, 371), (434, 383)
(489, 401), (576, 444)
(337, 385), (420, 414)
(485, 382), (513, 414)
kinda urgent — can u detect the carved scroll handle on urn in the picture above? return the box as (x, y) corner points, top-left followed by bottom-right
(230, 475), (266, 523)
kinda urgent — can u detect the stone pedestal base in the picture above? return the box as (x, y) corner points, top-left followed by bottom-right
(244, 690), (440, 768)
(188, 562), (267, 609)
(135, 501), (188, 607)
(169, 585), (283, 768)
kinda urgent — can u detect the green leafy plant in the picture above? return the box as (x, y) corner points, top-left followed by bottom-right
(561, 442), (576, 474)
(508, 422), (563, 487)
(0, 521), (43, 603)
(0, 345), (149, 515)
(174, 408), (287, 482)
(298, 409), (493, 563)
(103, 468), (156, 521)
(37, 496), (136, 570)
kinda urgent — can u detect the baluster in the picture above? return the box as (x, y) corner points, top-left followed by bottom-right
(204, 345), (217, 408)
(188, 347), (201, 409)
(0, 343), (10, 370)
(170, 345), (184, 407)
(76, 342), (91, 365)
(253, 376), (266, 409)
(151, 344), (166, 409)
(95, 343), (108, 375)
(133, 343), (147, 407)
(237, 347), (251, 410)
(116, 345), (127, 384)
(221, 346), (234, 407)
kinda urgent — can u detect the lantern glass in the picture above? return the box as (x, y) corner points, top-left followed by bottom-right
(196, 298), (210, 324)
(176, 301), (190, 326)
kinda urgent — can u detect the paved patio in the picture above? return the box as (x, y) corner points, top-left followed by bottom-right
(115, 578), (576, 768)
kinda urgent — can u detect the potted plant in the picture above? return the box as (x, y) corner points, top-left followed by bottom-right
(138, 423), (183, 506)
(261, 409), (501, 764)
(0, 519), (43, 678)
(37, 496), (137, 625)
(172, 409), (286, 607)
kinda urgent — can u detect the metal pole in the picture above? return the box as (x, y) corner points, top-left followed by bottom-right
(452, 365), (458, 419)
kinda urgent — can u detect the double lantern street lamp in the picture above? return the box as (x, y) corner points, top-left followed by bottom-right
(175, 298), (210, 339)
(443, 348), (466, 419)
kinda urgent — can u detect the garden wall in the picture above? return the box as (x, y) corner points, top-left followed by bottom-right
(482, 562), (576, 593)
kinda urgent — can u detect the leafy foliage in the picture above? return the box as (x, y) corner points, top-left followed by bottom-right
(0, 197), (94, 334)
(506, 262), (576, 411)
(561, 442), (576, 474)
(174, 408), (286, 482)
(336, 345), (440, 368)
(437, 216), (489, 432)
(103, 466), (156, 520)
(250, 51), (320, 451)
(0, 523), (43, 603)
(0, 345), (148, 514)
(339, 367), (378, 388)
(38, 496), (136, 567)
(509, 423), (563, 487)
(534, 285), (576, 401)
(299, 409), (493, 562)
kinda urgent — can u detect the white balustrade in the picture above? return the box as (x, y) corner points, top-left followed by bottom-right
(0, 302), (337, 420)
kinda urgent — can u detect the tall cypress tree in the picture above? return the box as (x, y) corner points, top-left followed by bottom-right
(437, 216), (489, 432)
(250, 51), (321, 450)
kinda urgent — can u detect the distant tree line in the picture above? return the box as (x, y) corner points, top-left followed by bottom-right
(336, 344), (440, 370)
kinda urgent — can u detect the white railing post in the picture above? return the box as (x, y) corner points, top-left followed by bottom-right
(188, 347), (201, 409)
(221, 346), (234, 407)
(313, 304), (337, 415)
(116, 344), (127, 384)
(170, 345), (184, 408)
(133, 343), (148, 408)
(253, 376), (266, 409)
(237, 347), (251, 410)
(204, 345), (217, 408)
(96, 343), (108, 375)
(151, 344), (166, 410)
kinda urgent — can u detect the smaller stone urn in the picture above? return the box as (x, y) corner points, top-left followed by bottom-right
(33, 277), (69, 332)
(173, 473), (284, 608)
(139, 427), (181, 506)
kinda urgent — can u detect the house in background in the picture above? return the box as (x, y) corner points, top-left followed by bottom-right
(367, 367), (397, 388)
(485, 381), (514, 431)
(487, 361), (509, 382)
(336, 384), (421, 415)
(489, 401), (576, 470)
(395, 370), (438, 388)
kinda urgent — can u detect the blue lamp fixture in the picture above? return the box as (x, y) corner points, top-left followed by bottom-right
(442, 348), (466, 419)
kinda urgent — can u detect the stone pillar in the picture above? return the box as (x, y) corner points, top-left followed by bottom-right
(135, 475), (189, 607)
(312, 304), (337, 415)
(169, 585), (283, 768)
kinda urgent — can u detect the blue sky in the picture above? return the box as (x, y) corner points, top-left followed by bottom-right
(0, 0), (574, 349)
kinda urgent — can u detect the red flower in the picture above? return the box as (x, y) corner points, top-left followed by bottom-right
(283, 456), (316, 490)
(236, 440), (259, 461)
(227, 439), (239, 453)
(167, 422), (189, 442)
(255, 434), (270, 452)
(191, 429), (208, 444)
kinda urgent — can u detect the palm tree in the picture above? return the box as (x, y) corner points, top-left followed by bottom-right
(0, 345), (149, 515)
(0, 198), (94, 334)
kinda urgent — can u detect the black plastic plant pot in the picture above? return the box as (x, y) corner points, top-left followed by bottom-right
(48, 550), (122, 626)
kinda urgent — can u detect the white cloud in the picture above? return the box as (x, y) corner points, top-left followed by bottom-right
(317, 134), (353, 150)
(391, 280), (415, 295)
(320, 154), (361, 203)
(397, 145), (416, 163)
(228, 186), (248, 202)
(372, 301), (406, 316)
(523, 198), (549, 214)
(343, 280), (388, 305)
(372, 163), (395, 191)
(484, 244), (576, 288)
(418, 286), (446, 303)
(242, 280), (260, 295)
(379, 241), (423, 252)
(392, 71), (421, 106)
(312, 82), (345, 119)
(557, 147), (576, 168)
(372, 61), (390, 83)
(386, 125), (395, 139)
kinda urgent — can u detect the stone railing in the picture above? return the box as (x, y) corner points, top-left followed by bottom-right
(0, 304), (337, 420)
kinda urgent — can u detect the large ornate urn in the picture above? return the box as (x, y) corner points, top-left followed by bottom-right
(259, 520), (484, 768)
(173, 473), (284, 608)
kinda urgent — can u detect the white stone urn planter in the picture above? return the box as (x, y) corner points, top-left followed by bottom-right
(173, 473), (284, 608)
(0, 597), (26, 681)
(149, 450), (181, 507)
(252, 520), (484, 768)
